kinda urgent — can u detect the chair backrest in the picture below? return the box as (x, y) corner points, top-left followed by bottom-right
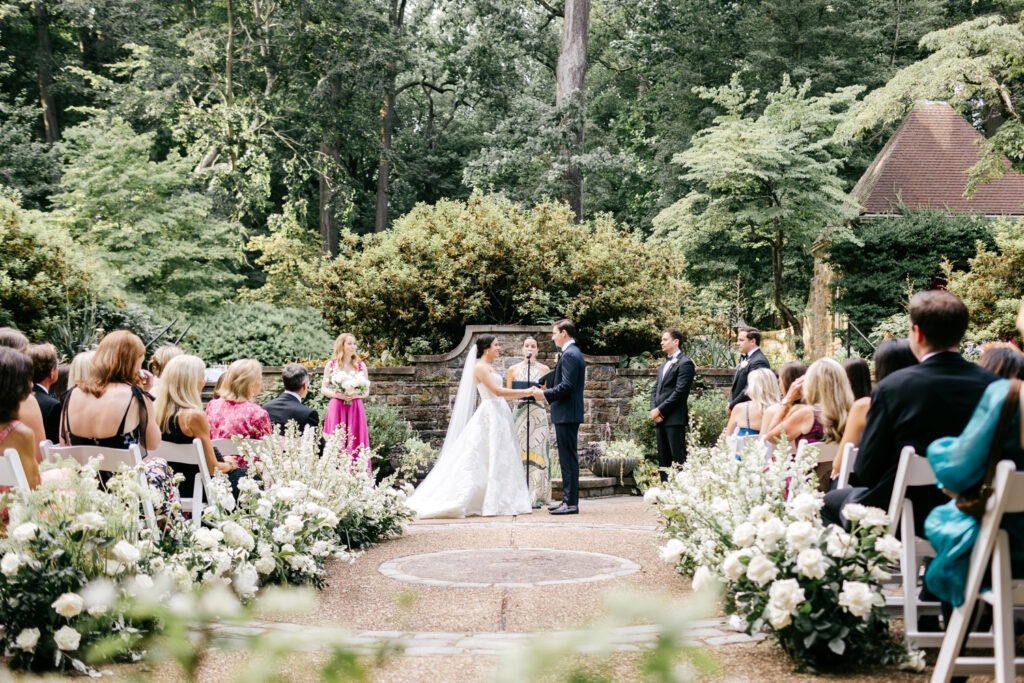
(836, 443), (858, 489)
(211, 438), (241, 457)
(150, 439), (209, 526)
(0, 448), (30, 490)
(886, 446), (936, 535)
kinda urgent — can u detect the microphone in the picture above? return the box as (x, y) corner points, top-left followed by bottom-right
(526, 352), (533, 359)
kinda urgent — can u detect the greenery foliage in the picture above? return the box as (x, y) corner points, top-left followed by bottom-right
(315, 193), (689, 356)
(688, 386), (730, 449)
(830, 210), (995, 354)
(364, 402), (413, 459)
(182, 303), (333, 366)
(945, 218), (1024, 344)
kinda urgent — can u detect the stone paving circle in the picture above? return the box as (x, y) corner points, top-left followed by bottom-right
(378, 547), (641, 588)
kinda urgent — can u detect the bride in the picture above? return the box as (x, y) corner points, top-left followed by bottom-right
(407, 335), (535, 518)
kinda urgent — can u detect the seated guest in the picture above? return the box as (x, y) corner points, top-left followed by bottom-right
(924, 301), (1024, 607)
(154, 355), (246, 498)
(723, 368), (779, 437)
(822, 291), (999, 533)
(0, 347), (42, 489)
(832, 339), (919, 481)
(977, 342), (1024, 379)
(262, 363), (319, 435)
(842, 358), (872, 401)
(206, 358), (272, 444)
(148, 344), (183, 393)
(60, 331), (175, 506)
(763, 358), (853, 447)
(762, 361), (807, 431)
(0, 327), (46, 461)
(67, 350), (95, 391)
(26, 343), (61, 443)
(51, 363), (70, 398)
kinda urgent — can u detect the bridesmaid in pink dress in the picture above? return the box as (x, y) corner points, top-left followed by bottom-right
(321, 333), (370, 464)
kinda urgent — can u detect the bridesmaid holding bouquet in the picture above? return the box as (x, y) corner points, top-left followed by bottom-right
(322, 333), (371, 462)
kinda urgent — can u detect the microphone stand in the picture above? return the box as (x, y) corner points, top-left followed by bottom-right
(524, 352), (532, 494)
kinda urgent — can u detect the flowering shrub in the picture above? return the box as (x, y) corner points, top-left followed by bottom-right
(245, 425), (415, 550)
(649, 440), (916, 671)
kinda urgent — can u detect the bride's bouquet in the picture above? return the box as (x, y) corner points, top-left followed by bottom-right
(328, 369), (370, 405)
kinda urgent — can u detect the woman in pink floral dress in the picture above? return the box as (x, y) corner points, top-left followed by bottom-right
(321, 333), (370, 464)
(205, 358), (272, 467)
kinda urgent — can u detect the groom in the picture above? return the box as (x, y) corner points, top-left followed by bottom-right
(532, 319), (585, 515)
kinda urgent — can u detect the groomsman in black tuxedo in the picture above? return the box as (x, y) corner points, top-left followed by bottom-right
(263, 364), (320, 435)
(650, 328), (695, 479)
(27, 343), (61, 443)
(532, 319), (586, 516)
(727, 327), (771, 413)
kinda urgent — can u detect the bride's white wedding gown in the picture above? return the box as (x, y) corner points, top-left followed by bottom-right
(407, 371), (533, 519)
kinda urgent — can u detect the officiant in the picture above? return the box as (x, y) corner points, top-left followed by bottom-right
(506, 337), (552, 507)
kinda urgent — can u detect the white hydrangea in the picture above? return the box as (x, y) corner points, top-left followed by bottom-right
(195, 528), (224, 549)
(221, 521), (255, 551)
(642, 487), (662, 504)
(255, 555), (276, 575)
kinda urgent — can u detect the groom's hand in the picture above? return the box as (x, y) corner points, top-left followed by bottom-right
(531, 387), (546, 402)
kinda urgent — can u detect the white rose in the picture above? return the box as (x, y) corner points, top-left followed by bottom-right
(1, 551), (22, 576)
(284, 515), (304, 533)
(787, 493), (822, 520)
(796, 548), (828, 580)
(195, 528), (224, 549)
(275, 486), (296, 502)
(870, 565), (893, 581)
(785, 521), (819, 550)
(768, 578), (805, 613)
(756, 517), (787, 547)
(281, 543), (295, 554)
(874, 535), (902, 563)
(12, 522), (38, 542)
(233, 564), (259, 598)
(212, 551), (232, 577)
(642, 487), (662, 504)
(841, 503), (868, 522)
(747, 503), (771, 524)
(901, 649), (926, 672)
(255, 556), (276, 575)
(53, 625), (81, 651)
(15, 628), (40, 651)
(51, 592), (85, 618)
(113, 541), (141, 564)
(657, 538), (686, 565)
(861, 507), (890, 529)
(731, 522), (757, 548)
(837, 581), (881, 618)
(745, 555), (779, 587)
(74, 512), (105, 530)
(826, 529), (856, 559)
(692, 565), (718, 593)
(767, 604), (793, 630)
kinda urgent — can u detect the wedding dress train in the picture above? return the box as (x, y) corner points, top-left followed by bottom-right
(407, 370), (532, 519)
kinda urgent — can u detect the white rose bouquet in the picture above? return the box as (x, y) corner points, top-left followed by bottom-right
(328, 368), (370, 405)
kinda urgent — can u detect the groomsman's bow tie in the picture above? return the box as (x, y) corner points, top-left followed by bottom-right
(740, 353), (748, 360)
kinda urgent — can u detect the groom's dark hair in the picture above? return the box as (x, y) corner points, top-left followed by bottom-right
(553, 319), (576, 338)
(663, 328), (683, 343)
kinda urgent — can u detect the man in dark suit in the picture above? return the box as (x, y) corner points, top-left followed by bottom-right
(650, 328), (696, 479)
(26, 343), (60, 443)
(822, 290), (998, 533)
(728, 327), (771, 413)
(532, 319), (586, 515)
(262, 364), (320, 436)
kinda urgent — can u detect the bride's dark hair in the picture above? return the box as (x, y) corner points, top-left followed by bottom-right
(475, 334), (497, 356)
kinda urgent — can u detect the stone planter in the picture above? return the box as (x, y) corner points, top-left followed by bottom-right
(588, 456), (638, 482)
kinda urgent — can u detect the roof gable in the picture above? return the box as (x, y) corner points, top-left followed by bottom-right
(851, 103), (1024, 216)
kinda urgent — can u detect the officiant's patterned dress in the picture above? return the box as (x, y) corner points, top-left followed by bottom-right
(511, 363), (552, 506)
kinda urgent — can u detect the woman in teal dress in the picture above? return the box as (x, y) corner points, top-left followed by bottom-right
(925, 376), (1024, 606)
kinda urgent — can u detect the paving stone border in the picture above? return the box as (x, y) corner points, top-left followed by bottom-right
(212, 619), (766, 657)
(407, 521), (658, 534)
(378, 547), (641, 588)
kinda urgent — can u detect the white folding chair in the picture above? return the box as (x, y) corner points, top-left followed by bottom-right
(211, 438), (242, 457)
(0, 448), (30, 490)
(41, 441), (159, 536)
(835, 443), (858, 489)
(727, 427), (749, 458)
(150, 439), (209, 528)
(933, 461), (1024, 682)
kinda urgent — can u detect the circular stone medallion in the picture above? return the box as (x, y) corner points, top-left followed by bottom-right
(378, 547), (640, 588)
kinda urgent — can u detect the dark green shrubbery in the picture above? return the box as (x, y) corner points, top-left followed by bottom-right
(182, 302), (333, 366)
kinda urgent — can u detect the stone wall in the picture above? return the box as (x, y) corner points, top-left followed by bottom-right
(256, 325), (735, 446)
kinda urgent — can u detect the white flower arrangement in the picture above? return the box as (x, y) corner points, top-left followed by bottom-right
(328, 368), (371, 404)
(651, 438), (915, 671)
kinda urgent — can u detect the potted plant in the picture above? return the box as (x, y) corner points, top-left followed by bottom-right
(583, 438), (643, 483)
(388, 436), (438, 484)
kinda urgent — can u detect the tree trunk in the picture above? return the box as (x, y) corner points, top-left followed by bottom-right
(319, 143), (340, 257)
(555, 0), (590, 222)
(34, 1), (59, 143)
(374, 88), (395, 233)
(771, 229), (803, 347)
(804, 238), (835, 360)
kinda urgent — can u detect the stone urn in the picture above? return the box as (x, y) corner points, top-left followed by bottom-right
(588, 456), (638, 482)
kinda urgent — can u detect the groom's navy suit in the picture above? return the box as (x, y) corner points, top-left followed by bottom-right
(544, 341), (586, 507)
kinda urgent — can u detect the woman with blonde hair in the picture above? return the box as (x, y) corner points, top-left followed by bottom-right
(205, 358), (272, 445)
(321, 333), (370, 459)
(763, 358), (854, 446)
(67, 350), (96, 391)
(723, 368), (780, 437)
(148, 344), (184, 393)
(156, 355), (246, 498)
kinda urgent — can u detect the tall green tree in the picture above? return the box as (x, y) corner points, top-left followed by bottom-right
(654, 76), (861, 340)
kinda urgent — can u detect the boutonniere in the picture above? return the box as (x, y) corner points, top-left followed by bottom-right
(666, 357), (678, 368)
(740, 359), (749, 369)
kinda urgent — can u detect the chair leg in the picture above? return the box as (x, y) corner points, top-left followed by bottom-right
(933, 600), (975, 683)
(193, 473), (204, 529)
(992, 532), (1015, 683)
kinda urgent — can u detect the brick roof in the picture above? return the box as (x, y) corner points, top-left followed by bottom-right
(851, 103), (1024, 216)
